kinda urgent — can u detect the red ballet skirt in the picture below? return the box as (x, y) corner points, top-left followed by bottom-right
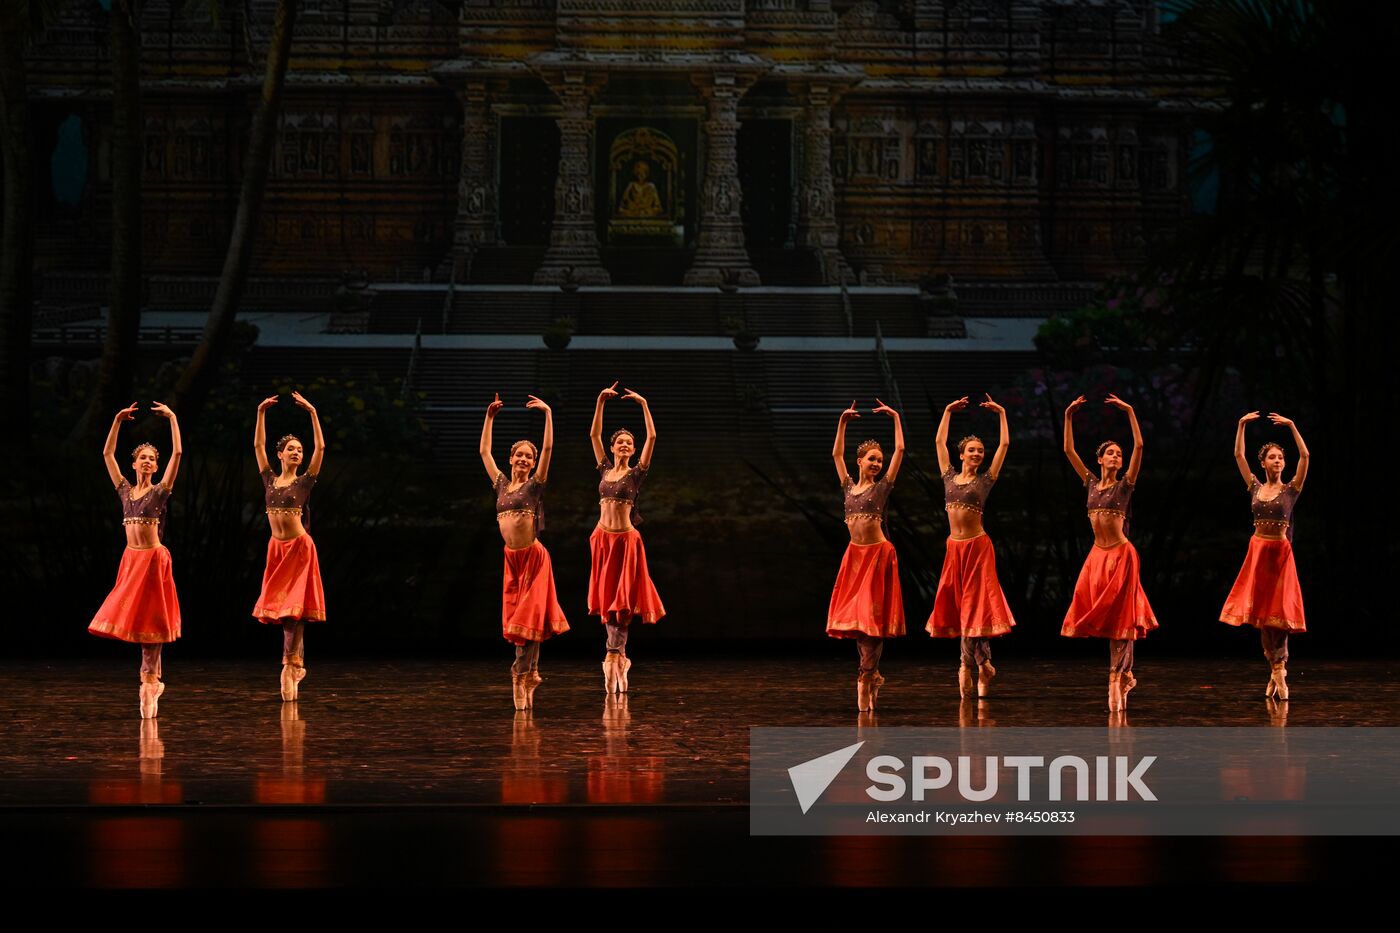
(89, 545), (182, 643)
(252, 533), (327, 624)
(588, 527), (665, 624)
(1219, 536), (1306, 633)
(926, 534), (1016, 639)
(1060, 540), (1158, 640)
(827, 540), (906, 639)
(502, 539), (571, 645)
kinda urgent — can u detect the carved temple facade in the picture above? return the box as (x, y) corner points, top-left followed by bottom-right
(23, 1), (1201, 286)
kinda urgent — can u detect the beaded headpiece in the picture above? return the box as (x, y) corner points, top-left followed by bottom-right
(130, 443), (159, 461)
(1257, 442), (1285, 465)
(276, 434), (302, 453)
(957, 434), (984, 455)
(1096, 439), (1122, 459)
(856, 439), (883, 459)
(510, 439), (538, 461)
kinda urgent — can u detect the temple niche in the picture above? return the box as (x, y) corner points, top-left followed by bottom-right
(24, 0), (1194, 285)
(608, 129), (684, 246)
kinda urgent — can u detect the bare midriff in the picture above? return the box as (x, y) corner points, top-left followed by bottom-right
(1088, 510), (1128, 548)
(1252, 520), (1288, 542)
(945, 505), (985, 540)
(498, 511), (537, 549)
(845, 514), (886, 546)
(266, 508), (307, 541)
(597, 499), (635, 533)
(122, 519), (161, 549)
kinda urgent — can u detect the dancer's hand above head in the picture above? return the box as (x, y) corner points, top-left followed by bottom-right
(258, 395), (279, 413)
(946, 396), (970, 412)
(487, 392), (504, 417)
(151, 402), (175, 419)
(1239, 411), (1262, 424)
(621, 388), (647, 405)
(873, 398), (905, 482)
(525, 394), (550, 412)
(291, 391), (316, 413)
(979, 394), (1005, 414)
(1062, 396), (1090, 480)
(104, 404), (141, 486)
(1104, 394), (1132, 412)
(840, 400), (861, 423)
(1106, 394), (1144, 484)
(599, 381), (620, 402)
(1267, 412), (1293, 427)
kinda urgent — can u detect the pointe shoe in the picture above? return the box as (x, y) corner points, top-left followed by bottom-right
(603, 653), (619, 694)
(280, 664), (299, 702)
(139, 680), (165, 720)
(1270, 663), (1289, 701)
(1120, 671), (1136, 709)
(1108, 672), (1124, 712)
(616, 653), (632, 694)
(524, 671), (542, 708)
(977, 661), (996, 699)
(512, 672), (528, 711)
(869, 672), (885, 710)
(958, 665), (974, 700)
(857, 672), (874, 712)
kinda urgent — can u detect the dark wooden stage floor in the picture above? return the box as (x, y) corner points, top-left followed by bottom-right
(4, 656), (1397, 888)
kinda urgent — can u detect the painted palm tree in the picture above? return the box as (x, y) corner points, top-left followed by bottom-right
(0, 1), (69, 440)
(1161, 0), (1397, 615)
(173, 0), (298, 422)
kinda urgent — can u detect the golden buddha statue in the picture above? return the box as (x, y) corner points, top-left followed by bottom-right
(617, 161), (663, 218)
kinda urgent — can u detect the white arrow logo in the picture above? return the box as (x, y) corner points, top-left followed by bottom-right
(788, 741), (865, 814)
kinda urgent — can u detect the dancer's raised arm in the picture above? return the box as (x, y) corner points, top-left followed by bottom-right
(873, 398), (905, 482)
(1062, 395), (1090, 481)
(621, 388), (656, 469)
(151, 403), (182, 490)
(480, 392), (503, 482)
(1106, 394), (1143, 484)
(103, 403), (138, 487)
(292, 391), (324, 476)
(254, 395), (277, 473)
(1270, 413), (1310, 491)
(527, 395), (554, 483)
(981, 394), (1009, 481)
(832, 400), (859, 484)
(1233, 411), (1261, 487)
(590, 381), (618, 464)
(935, 397), (966, 476)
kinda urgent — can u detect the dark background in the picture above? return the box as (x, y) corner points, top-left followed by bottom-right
(3, 1), (1395, 662)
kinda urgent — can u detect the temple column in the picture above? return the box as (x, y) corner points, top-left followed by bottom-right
(447, 80), (498, 281)
(796, 83), (851, 285)
(684, 72), (759, 287)
(534, 72), (609, 285)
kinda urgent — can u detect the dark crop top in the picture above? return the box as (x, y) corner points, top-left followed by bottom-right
(1249, 477), (1299, 539)
(495, 472), (546, 532)
(598, 461), (647, 525)
(843, 476), (894, 523)
(943, 467), (994, 514)
(118, 477), (170, 529)
(263, 468), (316, 514)
(1084, 472), (1134, 518)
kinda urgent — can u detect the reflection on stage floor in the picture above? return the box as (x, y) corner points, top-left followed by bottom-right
(3, 657), (1395, 887)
